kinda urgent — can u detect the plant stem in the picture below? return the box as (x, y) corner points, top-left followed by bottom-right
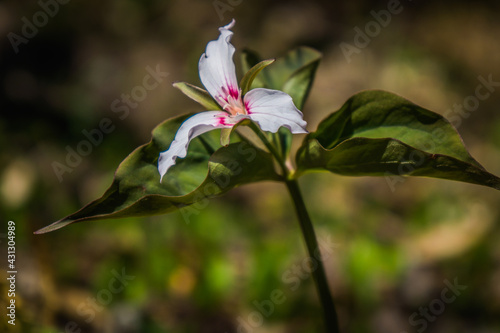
(248, 123), (340, 331)
(285, 179), (340, 333)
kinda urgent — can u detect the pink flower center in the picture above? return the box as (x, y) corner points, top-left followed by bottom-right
(218, 86), (246, 116)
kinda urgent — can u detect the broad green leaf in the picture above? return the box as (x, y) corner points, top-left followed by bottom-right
(241, 46), (322, 109)
(241, 47), (322, 161)
(282, 58), (320, 111)
(240, 59), (275, 95)
(259, 46), (321, 97)
(173, 82), (220, 111)
(298, 137), (500, 190)
(36, 114), (280, 234)
(297, 90), (500, 190)
(266, 46), (322, 109)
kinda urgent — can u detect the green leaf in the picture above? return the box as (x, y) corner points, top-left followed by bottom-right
(297, 90), (500, 190)
(282, 57), (320, 111)
(240, 59), (275, 95)
(173, 82), (220, 111)
(298, 137), (500, 190)
(241, 47), (322, 160)
(36, 114), (280, 234)
(266, 46), (322, 109)
(241, 46), (322, 109)
(241, 49), (265, 88)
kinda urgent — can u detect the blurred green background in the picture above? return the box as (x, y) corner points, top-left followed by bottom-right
(1, 0), (500, 332)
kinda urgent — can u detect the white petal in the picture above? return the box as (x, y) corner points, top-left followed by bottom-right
(199, 19), (240, 107)
(158, 111), (234, 181)
(244, 88), (308, 134)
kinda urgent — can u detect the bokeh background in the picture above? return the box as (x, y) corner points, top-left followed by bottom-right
(1, 0), (500, 332)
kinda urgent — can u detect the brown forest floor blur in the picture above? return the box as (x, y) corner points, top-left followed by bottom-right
(1, 0), (500, 332)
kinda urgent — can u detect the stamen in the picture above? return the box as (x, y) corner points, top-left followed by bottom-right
(217, 86), (245, 116)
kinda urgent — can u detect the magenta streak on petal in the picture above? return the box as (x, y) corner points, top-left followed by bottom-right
(221, 84), (240, 101)
(218, 117), (227, 126)
(228, 86), (239, 99)
(244, 99), (252, 114)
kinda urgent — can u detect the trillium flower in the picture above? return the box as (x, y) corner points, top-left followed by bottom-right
(158, 19), (308, 181)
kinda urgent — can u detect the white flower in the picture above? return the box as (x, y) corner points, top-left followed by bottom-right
(158, 19), (308, 181)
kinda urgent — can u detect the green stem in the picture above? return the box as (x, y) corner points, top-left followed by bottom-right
(285, 179), (340, 333)
(248, 123), (340, 332)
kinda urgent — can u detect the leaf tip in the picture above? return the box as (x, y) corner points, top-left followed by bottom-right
(34, 219), (74, 234)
